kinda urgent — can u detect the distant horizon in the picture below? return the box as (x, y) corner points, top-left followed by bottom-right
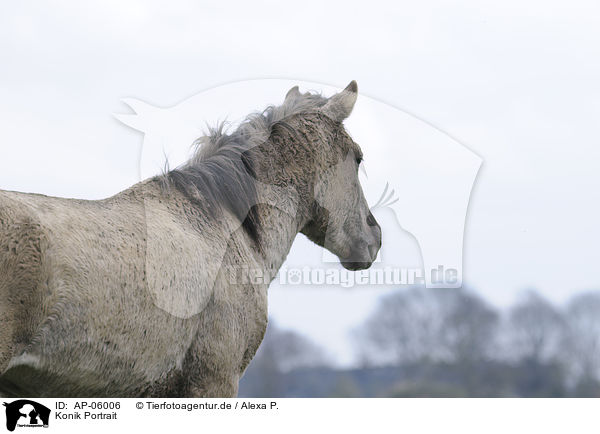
(268, 281), (600, 368)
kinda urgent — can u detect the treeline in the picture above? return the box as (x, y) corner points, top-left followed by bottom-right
(239, 288), (600, 397)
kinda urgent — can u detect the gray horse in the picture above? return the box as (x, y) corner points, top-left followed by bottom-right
(0, 81), (381, 397)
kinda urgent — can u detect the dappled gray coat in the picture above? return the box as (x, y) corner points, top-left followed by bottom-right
(0, 81), (381, 397)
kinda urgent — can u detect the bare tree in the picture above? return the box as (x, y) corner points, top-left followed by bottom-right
(257, 320), (329, 372)
(505, 290), (565, 363)
(355, 287), (499, 365)
(240, 319), (329, 397)
(562, 292), (600, 393)
(437, 289), (499, 363)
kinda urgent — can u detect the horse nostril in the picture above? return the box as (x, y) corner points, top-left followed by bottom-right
(366, 212), (377, 227)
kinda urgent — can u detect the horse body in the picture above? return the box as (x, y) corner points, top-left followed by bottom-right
(0, 81), (381, 397)
(0, 181), (275, 396)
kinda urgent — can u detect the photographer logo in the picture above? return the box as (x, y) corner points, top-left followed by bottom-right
(3, 401), (50, 432)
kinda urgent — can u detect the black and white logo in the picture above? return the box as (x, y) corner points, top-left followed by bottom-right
(3, 400), (50, 431)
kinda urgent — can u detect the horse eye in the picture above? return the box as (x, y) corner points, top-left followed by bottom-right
(356, 157), (362, 166)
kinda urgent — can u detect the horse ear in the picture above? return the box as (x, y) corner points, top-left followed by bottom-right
(321, 81), (358, 122)
(285, 85), (300, 101)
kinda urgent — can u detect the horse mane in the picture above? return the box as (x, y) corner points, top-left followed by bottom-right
(163, 89), (328, 246)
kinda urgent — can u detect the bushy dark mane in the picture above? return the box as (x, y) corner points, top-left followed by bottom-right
(164, 90), (328, 246)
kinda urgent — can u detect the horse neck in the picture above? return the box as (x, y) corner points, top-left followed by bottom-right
(250, 137), (316, 275)
(252, 201), (303, 276)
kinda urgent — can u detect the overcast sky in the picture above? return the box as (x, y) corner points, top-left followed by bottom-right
(1, 0), (600, 365)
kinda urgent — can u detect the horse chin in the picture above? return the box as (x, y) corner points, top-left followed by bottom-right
(340, 251), (375, 271)
(338, 244), (379, 271)
(340, 260), (374, 271)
